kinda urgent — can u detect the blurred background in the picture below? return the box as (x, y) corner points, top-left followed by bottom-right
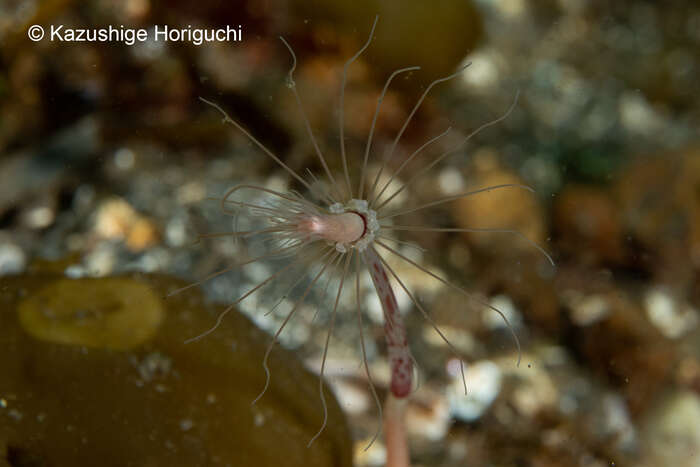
(1, 0), (699, 466)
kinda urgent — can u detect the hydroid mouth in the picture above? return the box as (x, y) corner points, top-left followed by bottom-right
(327, 199), (379, 252)
(299, 212), (364, 247)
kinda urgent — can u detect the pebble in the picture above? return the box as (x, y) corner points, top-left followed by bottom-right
(133, 352), (173, 382)
(642, 390), (700, 467)
(24, 205), (55, 229)
(329, 379), (371, 415)
(482, 294), (522, 330)
(93, 198), (159, 252)
(644, 287), (698, 339)
(113, 147), (136, 171)
(447, 359), (502, 422)
(405, 389), (450, 441)
(600, 393), (637, 452)
(354, 438), (386, 467)
(421, 324), (477, 355)
(618, 91), (665, 135)
(0, 241), (26, 275)
(563, 290), (610, 326)
(83, 241), (118, 277)
(502, 353), (559, 418)
(452, 154), (546, 257)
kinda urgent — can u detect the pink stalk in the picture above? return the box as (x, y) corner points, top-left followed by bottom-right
(384, 393), (410, 467)
(362, 247), (413, 397)
(362, 246), (412, 466)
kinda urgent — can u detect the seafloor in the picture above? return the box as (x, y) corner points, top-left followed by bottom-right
(1, 1), (699, 466)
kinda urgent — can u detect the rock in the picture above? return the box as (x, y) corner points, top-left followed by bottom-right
(405, 388), (450, 442)
(476, 256), (560, 332)
(0, 240), (26, 276)
(562, 290), (611, 327)
(447, 359), (502, 422)
(641, 390), (700, 467)
(577, 290), (676, 414)
(553, 185), (624, 266)
(615, 147), (700, 281)
(0, 270), (352, 467)
(93, 198), (160, 252)
(498, 354), (559, 420)
(451, 154), (546, 263)
(644, 287), (698, 339)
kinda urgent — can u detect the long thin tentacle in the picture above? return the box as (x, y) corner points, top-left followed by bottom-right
(378, 183), (534, 220)
(376, 235), (426, 253)
(199, 98), (316, 196)
(367, 63), (472, 205)
(375, 239), (522, 367)
(279, 37), (341, 204)
(311, 252), (345, 323)
(206, 196), (302, 221)
(192, 227), (291, 243)
(372, 126), (452, 208)
(184, 246), (332, 344)
(264, 252), (336, 317)
(219, 200), (298, 219)
(339, 15), (379, 199)
(380, 225), (555, 267)
(354, 253), (383, 451)
(378, 91), (520, 209)
(305, 168), (335, 204)
(166, 240), (309, 298)
(221, 184), (322, 218)
(359, 65), (420, 199)
(375, 250), (467, 394)
(252, 250), (339, 405)
(308, 252), (353, 447)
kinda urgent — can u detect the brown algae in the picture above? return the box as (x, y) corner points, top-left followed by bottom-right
(1, 270), (352, 466)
